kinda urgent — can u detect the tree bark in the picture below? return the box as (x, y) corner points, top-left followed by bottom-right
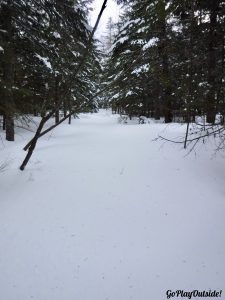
(206, 0), (219, 124)
(159, 0), (172, 123)
(3, 114), (6, 130)
(23, 110), (75, 152)
(2, 3), (15, 141)
(5, 114), (14, 141)
(54, 75), (60, 124)
(154, 106), (160, 120)
(20, 114), (53, 170)
(68, 97), (72, 125)
(63, 97), (67, 118)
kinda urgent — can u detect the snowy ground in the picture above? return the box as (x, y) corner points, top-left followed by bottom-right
(0, 110), (225, 300)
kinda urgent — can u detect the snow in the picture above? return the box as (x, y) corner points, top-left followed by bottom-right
(52, 32), (61, 39)
(121, 19), (141, 32)
(199, 82), (208, 87)
(132, 63), (150, 75)
(131, 39), (145, 45)
(72, 51), (81, 58)
(137, 26), (149, 34)
(35, 54), (52, 70)
(109, 35), (129, 52)
(126, 91), (135, 96)
(81, 20), (92, 32)
(0, 46), (4, 52)
(142, 37), (159, 50)
(0, 110), (225, 300)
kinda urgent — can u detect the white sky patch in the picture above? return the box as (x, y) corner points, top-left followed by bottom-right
(89, 0), (121, 39)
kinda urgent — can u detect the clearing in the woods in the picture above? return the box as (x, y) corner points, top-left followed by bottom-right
(0, 110), (224, 300)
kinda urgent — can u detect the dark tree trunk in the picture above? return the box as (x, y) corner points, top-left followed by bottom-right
(68, 97), (72, 124)
(20, 114), (53, 170)
(154, 110), (160, 120)
(68, 113), (72, 125)
(23, 110), (75, 152)
(2, 4), (15, 141)
(33, 108), (38, 117)
(54, 75), (60, 124)
(63, 98), (67, 118)
(20, 119), (46, 170)
(162, 51), (173, 123)
(3, 114), (6, 130)
(206, 0), (219, 124)
(184, 1), (195, 148)
(5, 114), (14, 141)
(159, 0), (172, 123)
(164, 99), (173, 123)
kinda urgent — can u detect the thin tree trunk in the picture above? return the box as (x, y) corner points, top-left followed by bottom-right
(2, 4), (15, 141)
(159, 0), (172, 123)
(154, 109), (160, 120)
(68, 112), (72, 125)
(54, 75), (60, 124)
(184, 1), (195, 149)
(68, 97), (72, 125)
(23, 110), (76, 152)
(3, 114), (6, 130)
(206, 0), (219, 124)
(20, 114), (53, 170)
(184, 120), (190, 149)
(63, 98), (67, 118)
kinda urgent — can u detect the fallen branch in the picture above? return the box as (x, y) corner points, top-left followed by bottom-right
(20, 114), (52, 170)
(158, 123), (225, 152)
(23, 110), (76, 151)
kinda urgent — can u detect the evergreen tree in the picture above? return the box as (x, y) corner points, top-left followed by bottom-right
(0, 0), (100, 141)
(105, 0), (225, 124)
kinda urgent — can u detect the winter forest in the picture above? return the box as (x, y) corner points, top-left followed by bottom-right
(0, 0), (225, 299)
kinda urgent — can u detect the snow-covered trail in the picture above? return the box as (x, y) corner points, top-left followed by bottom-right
(0, 110), (225, 300)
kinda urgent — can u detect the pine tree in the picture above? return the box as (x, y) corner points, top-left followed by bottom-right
(105, 0), (225, 124)
(0, 0), (100, 140)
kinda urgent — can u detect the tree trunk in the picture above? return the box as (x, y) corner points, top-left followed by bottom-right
(159, 0), (172, 123)
(5, 114), (14, 141)
(68, 97), (72, 124)
(206, 0), (219, 124)
(63, 98), (67, 118)
(3, 114), (6, 130)
(154, 106), (160, 120)
(20, 114), (53, 170)
(23, 110), (75, 152)
(2, 3), (15, 141)
(54, 75), (60, 124)
(68, 113), (72, 125)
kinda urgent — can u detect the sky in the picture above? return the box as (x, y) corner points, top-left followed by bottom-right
(89, 0), (121, 39)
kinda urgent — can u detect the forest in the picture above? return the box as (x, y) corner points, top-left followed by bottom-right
(104, 0), (224, 125)
(0, 0), (102, 142)
(0, 0), (224, 141)
(0, 1), (225, 300)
